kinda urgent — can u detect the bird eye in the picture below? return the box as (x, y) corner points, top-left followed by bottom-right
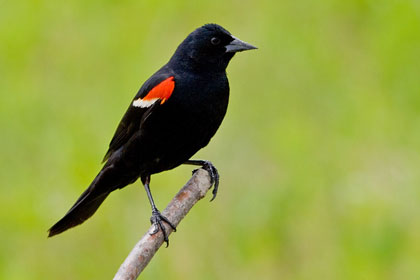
(211, 37), (221, 45)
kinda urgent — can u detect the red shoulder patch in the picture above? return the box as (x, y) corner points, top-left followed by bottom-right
(143, 76), (175, 104)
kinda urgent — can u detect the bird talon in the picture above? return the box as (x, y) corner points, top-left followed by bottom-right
(149, 210), (176, 247)
(201, 161), (219, 201)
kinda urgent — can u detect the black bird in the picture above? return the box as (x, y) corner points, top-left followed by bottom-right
(48, 24), (256, 245)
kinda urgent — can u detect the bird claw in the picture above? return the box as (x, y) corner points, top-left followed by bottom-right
(186, 160), (220, 201)
(200, 161), (219, 201)
(149, 210), (176, 247)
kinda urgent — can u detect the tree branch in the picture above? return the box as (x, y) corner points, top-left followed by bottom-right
(113, 169), (212, 280)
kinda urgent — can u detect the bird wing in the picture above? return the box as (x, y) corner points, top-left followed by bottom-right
(102, 72), (175, 162)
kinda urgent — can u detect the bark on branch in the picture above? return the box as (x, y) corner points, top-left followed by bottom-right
(113, 169), (212, 280)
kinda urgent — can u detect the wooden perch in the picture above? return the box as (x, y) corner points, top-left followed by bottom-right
(113, 169), (213, 280)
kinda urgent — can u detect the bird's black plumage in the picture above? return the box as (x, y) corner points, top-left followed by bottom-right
(48, 24), (256, 244)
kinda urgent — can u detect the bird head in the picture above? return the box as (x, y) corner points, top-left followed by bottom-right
(169, 24), (257, 72)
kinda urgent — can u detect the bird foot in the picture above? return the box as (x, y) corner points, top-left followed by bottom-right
(149, 209), (176, 247)
(191, 160), (219, 201)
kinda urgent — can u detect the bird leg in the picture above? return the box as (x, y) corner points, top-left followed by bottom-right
(141, 175), (176, 247)
(184, 160), (220, 201)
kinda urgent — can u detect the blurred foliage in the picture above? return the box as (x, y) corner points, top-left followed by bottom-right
(1, 0), (420, 279)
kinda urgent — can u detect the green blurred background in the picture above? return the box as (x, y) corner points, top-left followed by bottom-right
(1, 0), (420, 279)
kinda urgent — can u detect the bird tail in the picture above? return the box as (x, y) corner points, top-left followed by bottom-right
(48, 169), (113, 237)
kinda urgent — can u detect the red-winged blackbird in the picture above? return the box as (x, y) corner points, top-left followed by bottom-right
(48, 24), (256, 245)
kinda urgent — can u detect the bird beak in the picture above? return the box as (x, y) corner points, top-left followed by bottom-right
(225, 36), (258, 53)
